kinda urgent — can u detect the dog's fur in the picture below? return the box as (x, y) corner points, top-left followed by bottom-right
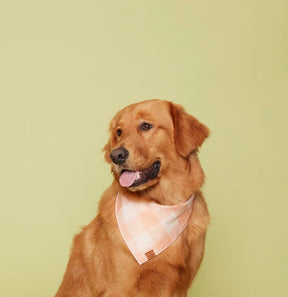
(55, 100), (210, 297)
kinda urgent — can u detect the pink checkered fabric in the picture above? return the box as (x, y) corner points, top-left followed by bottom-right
(115, 193), (194, 265)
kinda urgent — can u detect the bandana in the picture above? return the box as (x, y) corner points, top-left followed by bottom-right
(115, 193), (194, 265)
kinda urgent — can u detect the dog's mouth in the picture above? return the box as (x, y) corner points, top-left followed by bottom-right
(119, 161), (161, 188)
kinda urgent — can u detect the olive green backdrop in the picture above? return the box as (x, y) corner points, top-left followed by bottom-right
(0, 1), (287, 296)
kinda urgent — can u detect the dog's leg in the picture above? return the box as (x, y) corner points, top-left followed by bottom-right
(55, 236), (93, 297)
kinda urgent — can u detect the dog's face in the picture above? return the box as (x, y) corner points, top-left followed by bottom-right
(104, 100), (209, 199)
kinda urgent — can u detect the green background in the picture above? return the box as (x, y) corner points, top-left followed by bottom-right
(0, 1), (287, 296)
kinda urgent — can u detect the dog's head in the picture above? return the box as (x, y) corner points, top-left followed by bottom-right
(103, 100), (209, 202)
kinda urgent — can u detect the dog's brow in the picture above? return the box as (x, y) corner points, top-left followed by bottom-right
(138, 118), (153, 124)
(135, 110), (153, 118)
(115, 119), (126, 128)
(136, 113), (156, 122)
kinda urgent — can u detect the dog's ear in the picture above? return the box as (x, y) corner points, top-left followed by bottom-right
(170, 102), (210, 158)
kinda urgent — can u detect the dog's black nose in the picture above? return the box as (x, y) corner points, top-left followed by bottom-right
(110, 147), (129, 165)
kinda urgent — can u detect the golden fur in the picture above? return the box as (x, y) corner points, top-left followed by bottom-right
(55, 99), (210, 297)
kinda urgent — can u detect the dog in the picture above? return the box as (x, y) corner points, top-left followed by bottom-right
(55, 99), (210, 297)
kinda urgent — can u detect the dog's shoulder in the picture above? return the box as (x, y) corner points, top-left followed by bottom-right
(70, 184), (118, 253)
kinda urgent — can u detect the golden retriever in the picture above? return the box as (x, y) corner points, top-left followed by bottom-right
(55, 99), (210, 297)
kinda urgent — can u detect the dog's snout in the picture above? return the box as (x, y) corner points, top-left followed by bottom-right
(110, 147), (129, 165)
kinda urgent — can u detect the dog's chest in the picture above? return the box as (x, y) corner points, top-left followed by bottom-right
(95, 196), (193, 295)
(115, 192), (194, 265)
(120, 227), (189, 274)
(101, 236), (190, 297)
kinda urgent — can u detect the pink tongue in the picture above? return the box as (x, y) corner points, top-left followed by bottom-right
(119, 171), (139, 187)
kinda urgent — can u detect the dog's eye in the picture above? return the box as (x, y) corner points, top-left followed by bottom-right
(140, 122), (153, 131)
(117, 129), (122, 137)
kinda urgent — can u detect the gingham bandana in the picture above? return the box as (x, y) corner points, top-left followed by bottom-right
(115, 193), (194, 265)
